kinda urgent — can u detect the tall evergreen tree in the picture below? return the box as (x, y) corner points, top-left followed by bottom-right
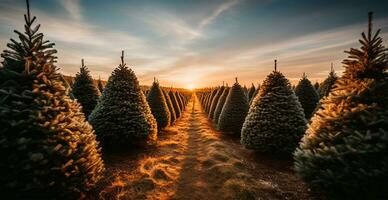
(294, 73), (319, 119)
(163, 89), (176, 125)
(241, 61), (306, 154)
(0, 1), (104, 197)
(89, 51), (157, 145)
(218, 78), (249, 135)
(169, 90), (181, 119)
(147, 79), (171, 129)
(209, 86), (225, 119)
(294, 13), (388, 199)
(71, 59), (100, 117)
(248, 83), (256, 102)
(97, 76), (104, 93)
(319, 64), (338, 98)
(213, 87), (230, 123)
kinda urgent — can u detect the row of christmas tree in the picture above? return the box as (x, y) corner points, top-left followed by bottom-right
(197, 12), (387, 199)
(0, 1), (191, 198)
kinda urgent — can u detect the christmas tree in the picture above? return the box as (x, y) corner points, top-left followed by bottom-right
(147, 79), (171, 129)
(313, 81), (320, 91)
(71, 59), (100, 117)
(294, 13), (388, 199)
(294, 73), (319, 119)
(218, 78), (249, 135)
(213, 87), (230, 123)
(97, 76), (104, 93)
(206, 88), (218, 113)
(169, 90), (181, 119)
(248, 83), (256, 102)
(175, 91), (184, 112)
(163, 89), (176, 125)
(318, 64), (338, 98)
(89, 51), (157, 146)
(209, 86), (225, 119)
(0, 1), (104, 197)
(241, 60), (306, 154)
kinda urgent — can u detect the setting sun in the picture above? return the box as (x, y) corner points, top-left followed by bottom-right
(186, 84), (195, 90)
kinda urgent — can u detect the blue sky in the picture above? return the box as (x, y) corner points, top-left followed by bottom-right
(0, 0), (387, 88)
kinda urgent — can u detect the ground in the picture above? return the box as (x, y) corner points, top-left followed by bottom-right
(91, 95), (317, 200)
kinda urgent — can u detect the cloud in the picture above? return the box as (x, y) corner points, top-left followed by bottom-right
(58, 0), (82, 21)
(199, 0), (241, 29)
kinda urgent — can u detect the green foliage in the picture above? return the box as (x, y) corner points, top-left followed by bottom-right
(147, 81), (171, 129)
(169, 91), (181, 119)
(218, 81), (249, 135)
(213, 87), (230, 123)
(294, 13), (388, 199)
(319, 67), (337, 98)
(248, 83), (256, 102)
(89, 53), (157, 146)
(71, 60), (100, 117)
(241, 70), (306, 154)
(97, 76), (104, 93)
(163, 89), (176, 125)
(294, 73), (319, 119)
(209, 86), (225, 119)
(0, 5), (104, 198)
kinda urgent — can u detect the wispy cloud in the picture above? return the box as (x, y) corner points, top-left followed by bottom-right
(58, 0), (82, 21)
(199, 0), (241, 29)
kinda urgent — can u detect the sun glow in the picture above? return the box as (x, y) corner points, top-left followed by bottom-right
(186, 84), (195, 90)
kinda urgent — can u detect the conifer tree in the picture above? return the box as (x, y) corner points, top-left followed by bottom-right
(241, 60), (306, 154)
(0, 1), (104, 197)
(295, 73), (319, 119)
(89, 51), (157, 145)
(218, 78), (249, 135)
(97, 76), (104, 93)
(206, 88), (217, 113)
(213, 87), (230, 123)
(294, 13), (388, 199)
(319, 64), (338, 98)
(169, 90), (181, 119)
(248, 83), (256, 102)
(209, 86), (225, 119)
(313, 81), (320, 91)
(147, 79), (171, 129)
(71, 59), (100, 117)
(163, 89), (176, 125)
(175, 91), (184, 112)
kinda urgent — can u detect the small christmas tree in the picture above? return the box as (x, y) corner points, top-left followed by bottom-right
(213, 87), (230, 123)
(97, 76), (104, 93)
(209, 86), (225, 119)
(218, 78), (249, 135)
(0, 1), (104, 198)
(248, 83), (256, 102)
(294, 13), (388, 199)
(294, 73), (319, 119)
(147, 79), (171, 129)
(319, 63), (338, 98)
(71, 59), (100, 117)
(89, 51), (157, 145)
(163, 89), (176, 125)
(169, 90), (181, 119)
(206, 88), (218, 113)
(241, 60), (306, 154)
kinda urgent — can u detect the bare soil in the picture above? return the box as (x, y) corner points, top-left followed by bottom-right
(90, 96), (317, 200)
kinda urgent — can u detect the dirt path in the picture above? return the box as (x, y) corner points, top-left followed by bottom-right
(94, 95), (315, 200)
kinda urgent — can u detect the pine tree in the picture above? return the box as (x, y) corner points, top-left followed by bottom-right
(163, 89), (176, 125)
(294, 13), (388, 199)
(0, 1), (104, 198)
(218, 78), (249, 135)
(248, 83), (256, 102)
(175, 91), (184, 112)
(97, 76), (104, 93)
(206, 88), (218, 113)
(313, 81), (320, 91)
(294, 73), (319, 119)
(209, 86), (225, 119)
(319, 64), (338, 98)
(169, 90), (181, 119)
(71, 59), (100, 117)
(241, 60), (306, 154)
(147, 79), (171, 129)
(89, 51), (157, 145)
(213, 87), (230, 123)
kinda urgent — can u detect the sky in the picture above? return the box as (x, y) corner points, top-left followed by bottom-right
(0, 0), (387, 88)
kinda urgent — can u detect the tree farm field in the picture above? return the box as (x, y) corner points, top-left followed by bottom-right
(0, 0), (387, 199)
